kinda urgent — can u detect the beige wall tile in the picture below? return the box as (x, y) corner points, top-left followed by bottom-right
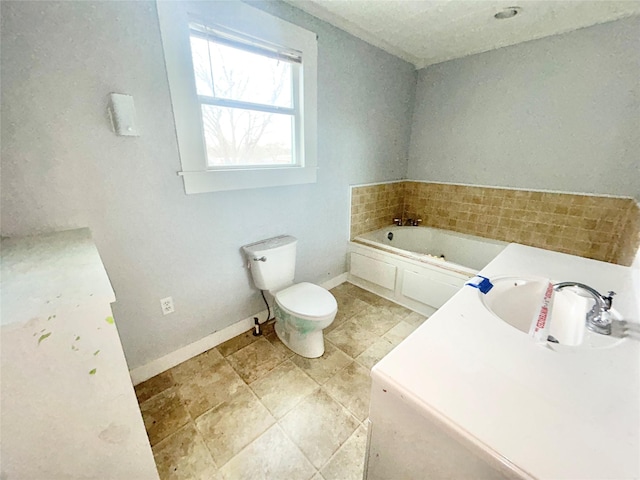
(349, 181), (639, 265)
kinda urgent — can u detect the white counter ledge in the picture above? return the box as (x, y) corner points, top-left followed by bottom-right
(367, 243), (640, 480)
(1, 228), (159, 479)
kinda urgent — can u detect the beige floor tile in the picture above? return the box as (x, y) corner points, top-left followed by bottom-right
(355, 338), (395, 370)
(404, 311), (429, 327)
(336, 282), (365, 296)
(219, 425), (315, 480)
(323, 316), (344, 336)
(279, 389), (359, 469)
(290, 341), (352, 384)
(227, 337), (287, 383)
(383, 320), (418, 347)
(343, 284), (382, 305)
(261, 320), (276, 336)
(139, 387), (191, 446)
(250, 360), (319, 419)
(135, 370), (175, 404)
(323, 362), (371, 422)
(325, 319), (379, 358)
(195, 385), (275, 467)
(170, 349), (223, 381)
(367, 295), (413, 318)
(329, 283), (354, 299)
(217, 329), (260, 357)
(321, 425), (368, 480)
(152, 423), (220, 480)
(173, 356), (245, 419)
(335, 294), (371, 321)
(350, 306), (404, 337)
(137, 285), (417, 479)
(265, 331), (295, 359)
(325, 296), (371, 334)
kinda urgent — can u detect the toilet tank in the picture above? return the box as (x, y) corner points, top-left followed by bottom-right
(242, 235), (297, 292)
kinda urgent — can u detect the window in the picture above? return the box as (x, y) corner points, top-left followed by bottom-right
(189, 23), (300, 169)
(157, 1), (317, 194)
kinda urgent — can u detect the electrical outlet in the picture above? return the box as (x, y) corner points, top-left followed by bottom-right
(160, 296), (174, 315)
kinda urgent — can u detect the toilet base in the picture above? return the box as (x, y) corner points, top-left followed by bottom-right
(274, 319), (325, 358)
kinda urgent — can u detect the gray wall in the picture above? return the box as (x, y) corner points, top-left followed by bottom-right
(0, 1), (416, 369)
(408, 16), (640, 200)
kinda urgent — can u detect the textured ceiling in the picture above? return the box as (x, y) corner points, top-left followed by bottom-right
(286, 0), (640, 68)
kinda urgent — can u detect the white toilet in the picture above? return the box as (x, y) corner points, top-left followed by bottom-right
(242, 235), (337, 358)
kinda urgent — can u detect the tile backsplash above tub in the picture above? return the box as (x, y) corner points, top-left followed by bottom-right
(350, 182), (405, 239)
(350, 181), (640, 266)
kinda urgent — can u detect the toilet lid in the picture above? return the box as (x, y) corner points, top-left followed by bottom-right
(275, 282), (337, 319)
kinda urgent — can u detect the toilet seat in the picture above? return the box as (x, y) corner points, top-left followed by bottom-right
(275, 282), (337, 320)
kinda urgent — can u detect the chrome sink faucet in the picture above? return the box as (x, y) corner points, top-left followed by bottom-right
(553, 282), (616, 335)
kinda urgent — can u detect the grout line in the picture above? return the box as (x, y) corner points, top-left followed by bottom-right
(148, 419), (192, 450)
(185, 356), (239, 423)
(316, 421), (366, 476)
(246, 359), (321, 416)
(313, 390), (362, 475)
(148, 283), (398, 479)
(134, 372), (177, 407)
(274, 415), (321, 477)
(191, 415), (225, 471)
(321, 377), (365, 424)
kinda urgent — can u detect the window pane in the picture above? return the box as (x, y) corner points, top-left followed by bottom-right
(189, 35), (214, 96)
(209, 41), (292, 108)
(201, 105), (294, 167)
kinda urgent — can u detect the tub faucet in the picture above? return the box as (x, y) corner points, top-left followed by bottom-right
(553, 282), (616, 335)
(404, 218), (413, 226)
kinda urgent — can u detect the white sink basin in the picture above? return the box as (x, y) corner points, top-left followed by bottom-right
(479, 276), (625, 349)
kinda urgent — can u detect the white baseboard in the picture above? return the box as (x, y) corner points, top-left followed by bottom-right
(129, 310), (264, 385)
(129, 273), (349, 385)
(322, 272), (349, 290)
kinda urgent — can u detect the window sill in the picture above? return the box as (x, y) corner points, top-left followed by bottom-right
(178, 166), (317, 194)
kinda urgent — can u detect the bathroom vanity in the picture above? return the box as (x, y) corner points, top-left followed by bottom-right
(1, 229), (159, 479)
(365, 243), (639, 479)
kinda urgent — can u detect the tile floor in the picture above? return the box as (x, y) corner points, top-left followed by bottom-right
(135, 282), (428, 480)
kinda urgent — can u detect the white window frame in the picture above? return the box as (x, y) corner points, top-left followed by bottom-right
(156, 1), (318, 194)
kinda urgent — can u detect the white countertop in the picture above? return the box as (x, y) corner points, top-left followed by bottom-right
(1, 228), (159, 479)
(1, 228), (116, 326)
(372, 243), (640, 479)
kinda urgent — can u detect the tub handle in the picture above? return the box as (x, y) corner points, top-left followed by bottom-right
(253, 256), (267, 262)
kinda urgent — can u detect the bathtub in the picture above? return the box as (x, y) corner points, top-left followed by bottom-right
(348, 226), (507, 315)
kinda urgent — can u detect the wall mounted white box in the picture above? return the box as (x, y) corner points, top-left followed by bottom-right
(108, 93), (139, 136)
